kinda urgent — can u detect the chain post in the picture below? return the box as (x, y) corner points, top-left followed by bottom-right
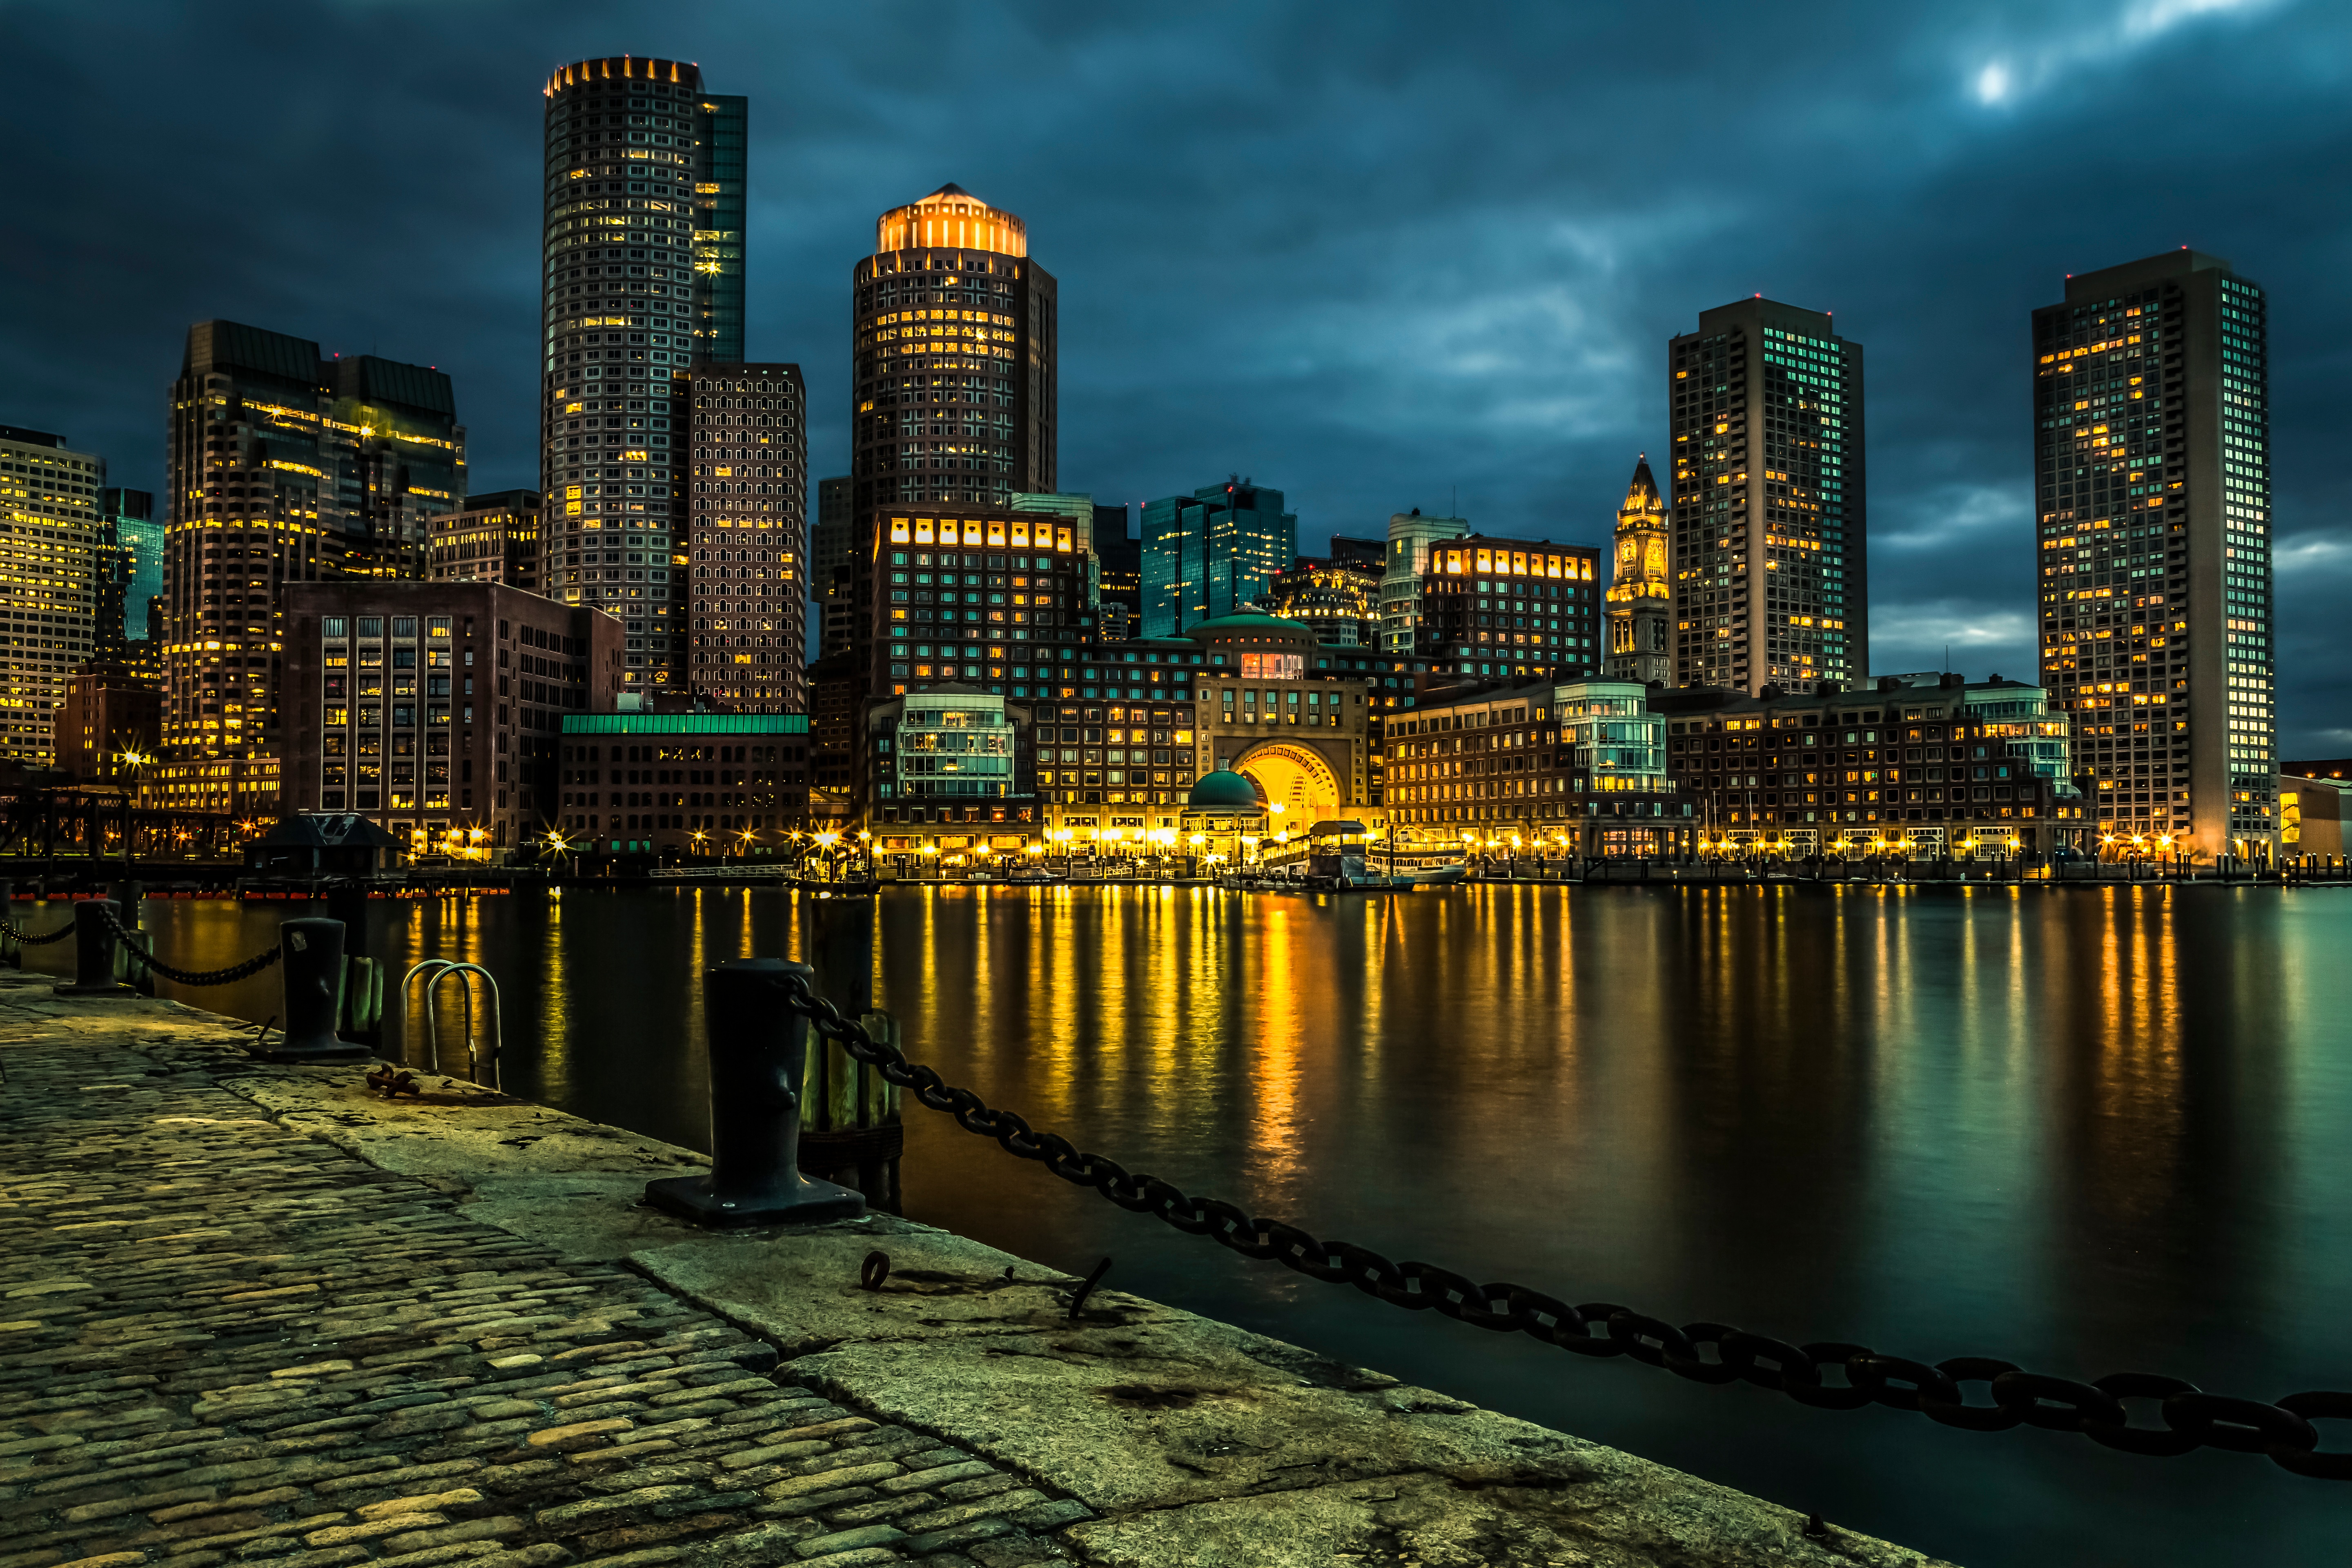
(56, 900), (131, 996)
(0, 879), (15, 970)
(648, 958), (866, 1227)
(253, 918), (369, 1063)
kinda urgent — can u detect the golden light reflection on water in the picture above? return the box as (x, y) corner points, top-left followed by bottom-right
(51, 882), (2352, 1565)
(80, 887), (2343, 1337)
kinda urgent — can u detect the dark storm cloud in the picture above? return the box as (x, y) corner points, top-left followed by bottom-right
(3, 0), (2345, 748)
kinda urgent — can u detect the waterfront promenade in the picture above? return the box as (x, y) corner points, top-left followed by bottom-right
(0, 978), (1951, 1568)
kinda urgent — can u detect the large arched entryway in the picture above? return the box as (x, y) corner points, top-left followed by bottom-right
(1232, 741), (1343, 827)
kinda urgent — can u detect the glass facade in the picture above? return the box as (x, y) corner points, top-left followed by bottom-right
(890, 691), (1016, 799)
(1141, 481), (1298, 638)
(1558, 684), (1668, 785)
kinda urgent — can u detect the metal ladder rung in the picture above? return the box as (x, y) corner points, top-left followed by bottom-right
(399, 960), (504, 1088)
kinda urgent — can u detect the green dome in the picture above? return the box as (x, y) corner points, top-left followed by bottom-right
(1186, 768), (1264, 811)
(1186, 612), (1312, 636)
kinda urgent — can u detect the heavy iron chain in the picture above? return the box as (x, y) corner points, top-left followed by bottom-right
(772, 970), (2352, 1481)
(92, 905), (283, 988)
(0, 913), (78, 945)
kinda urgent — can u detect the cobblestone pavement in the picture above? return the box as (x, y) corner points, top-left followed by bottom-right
(0, 999), (1089, 1568)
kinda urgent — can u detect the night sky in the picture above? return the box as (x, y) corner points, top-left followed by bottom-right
(4, 2), (2345, 751)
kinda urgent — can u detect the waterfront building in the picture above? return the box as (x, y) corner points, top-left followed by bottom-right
(1038, 629), (1435, 834)
(539, 55), (747, 698)
(1380, 508), (1470, 652)
(1266, 554), (1381, 646)
(53, 660), (161, 782)
(1410, 534), (1601, 679)
(1653, 673), (2083, 855)
(684, 364), (808, 711)
(164, 322), (466, 771)
(851, 184), (1056, 516)
(861, 612), (1402, 855)
(2279, 774), (2345, 858)
(137, 756), (278, 819)
(861, 685), (1039, 851)
(281, 581), (624, 854)
(864, 502), (1096, 697)
(2033, 249), (2275, 859)
(1604, 457), (1672, 685)
(429, 490), (543, 592)
(1385, 678), (1688, 857)
(1190, 614), (1376, 827)
(1177, 767), (1272, 865)
(812, 474), (854, 658)
(1668, 298), (1867, 693)
(1027, 688), (1203, 847)
(557, 710), (810, 860)
(0, 424), (105, 765)
(1141, 479), (1297, 637)
(97, 487), (163, 657)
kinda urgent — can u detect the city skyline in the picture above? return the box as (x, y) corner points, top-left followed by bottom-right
(0, 3), (2345, 753)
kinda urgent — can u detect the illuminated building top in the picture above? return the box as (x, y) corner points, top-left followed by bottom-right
(875, 184), (1027, 259)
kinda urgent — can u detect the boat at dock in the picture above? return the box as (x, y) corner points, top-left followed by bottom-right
(1256, 821), (1468, 891)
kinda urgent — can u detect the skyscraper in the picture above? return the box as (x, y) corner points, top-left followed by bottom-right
(1667, 299), (1866, 694)
(0, 424), (105, 765)
(849, 185), (1056, 516)
(164, 323), (463, 766)
(1604, 457), (1671, 685)
(538, 55), (748, 696)
(1140, 480), (1297, 638)
(2033, 249), (2274, 858)
(97, 487), (163, 655)
(1379, 509), (1470, 651)
(686, 363), (808, 711)
(811, 474), (855, 658)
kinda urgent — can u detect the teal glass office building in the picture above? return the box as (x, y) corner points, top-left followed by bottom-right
(1141, 480), (1297, 638)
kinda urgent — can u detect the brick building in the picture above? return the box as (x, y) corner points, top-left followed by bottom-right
(1385, 678), (1689, 856)
(1654, 674), (2085, 855)
(281, 582), (623, 855)
(557, 712), (811, 860)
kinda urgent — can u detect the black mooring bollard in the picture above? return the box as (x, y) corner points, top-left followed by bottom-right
(56, 900), (131, 996)
(253, 918), (370, 1063)
(645, 958), (867, 1227)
